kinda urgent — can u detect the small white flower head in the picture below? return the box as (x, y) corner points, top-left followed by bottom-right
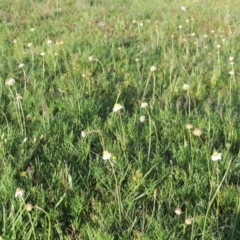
(229, 70), (234, 75)
(216, 44), (221, 49)
(150, 66), (156, 72)
(140, 115), (146, 122)
(179, 25), (183, 29)
(185, 218), (192, 225)
(229, 56), (234, 62)
(183, 84), (189, 90)
(15, 188), (25, 198)
(5, 78), (15, 86)
(16, 93), (22, 100)
(185, 19), (189, 23)
(140, 102), (148, 108)
(211, 151), (222, 161)
(30, 28), (35, 32)
(113, 103), (123, 112)
(40, 52), (45, 56)
(139, 22), (143, 27)
(186, 123), (193, 130)
(27, 42), (32, 47)
(175, 207), (182, 215)
(193, 128), (202, 137)
(132, 20), (137, 24)
(46, 39), (52, 45)
(135, 58), (139, 62)
(23, 137), (28, 143)
(181, 6), (186, 11)
(81, 131), (87, 138)
(203, 34), (208, 38)
(13, 39), (17, 44)
(89, 56), (94, 62)
(25, 203), (33, 211)
(18, 63), (24, 68)
(222, 38), (226, 43)
(103, 150), (112, 160)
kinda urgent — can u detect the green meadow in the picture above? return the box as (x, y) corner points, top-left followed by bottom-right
(1, 0), (240, 239)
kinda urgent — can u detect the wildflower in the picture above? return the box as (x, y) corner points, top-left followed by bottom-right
(40, 52), (45, 56)
(46, 39), (52, 45)
(23, 137), (28, 143)
(193, 128), (202, 137)
(89, 56), (94, 62)
(20, 171), (27, 177)
(113, 103), (123, 112)
(18, 63), (24, 68)
(185, 218), (192, 225)
(211, 151), (222, 161)
(140, 102), (148, 108)
(15, 188), (25, 198)
(5, 78), (15, 86)
(140, 115), (146, 122)
(181, 6), (186, 11)
(183, 84), (189, 90)
(16, 93), (22, 100)
(186, 123), (193, 130)
(13, 39), (17, 44)
(175, 208), (182, 215)
(150, 66), (156, 72)
(25, 203), (33, 212)
(216, 44), (221, 48)
(30, 28), (35, 32)
(229, 70), (234, 75)
(139, 22), (143, 27)
(179, 25), (183, 29)
(229, 56), (234, 62)
(81, 131), (87, 138)
(103, 150), (112, 160)
(27, 42), (32, 47)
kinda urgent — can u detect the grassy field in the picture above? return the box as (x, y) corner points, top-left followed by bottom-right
(1, 0), (240, 239)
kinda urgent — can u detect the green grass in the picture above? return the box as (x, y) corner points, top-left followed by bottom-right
(1, 0), (240, 239)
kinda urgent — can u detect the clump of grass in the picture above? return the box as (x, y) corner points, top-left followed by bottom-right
(1, 0), (240, 239)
